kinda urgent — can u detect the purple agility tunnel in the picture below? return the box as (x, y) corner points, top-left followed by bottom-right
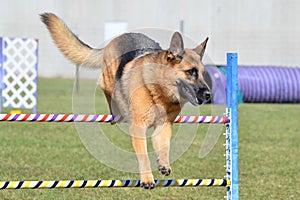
(204, 65), (227, 104)
(204, 66), (300, 104)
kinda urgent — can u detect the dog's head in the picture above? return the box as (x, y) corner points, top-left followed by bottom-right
(166, 32), (211, 105)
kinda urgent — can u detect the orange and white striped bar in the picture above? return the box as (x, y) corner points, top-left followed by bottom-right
(0, 114), (229, 124)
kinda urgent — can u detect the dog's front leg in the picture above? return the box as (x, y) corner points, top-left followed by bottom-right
(152, 122), (172, 176)
(130, 124), (155, 189)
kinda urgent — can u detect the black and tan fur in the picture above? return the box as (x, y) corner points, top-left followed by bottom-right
(41, 13), (210, 189)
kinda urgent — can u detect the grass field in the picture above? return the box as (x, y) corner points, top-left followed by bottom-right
(0, 78), (299, 199)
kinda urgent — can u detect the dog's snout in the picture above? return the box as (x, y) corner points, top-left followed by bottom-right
(204, 90), (211, 101)
(196, 83), (211, 104)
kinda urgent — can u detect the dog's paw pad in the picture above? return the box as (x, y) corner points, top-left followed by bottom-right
(140, 182), (156, 189)
(158, 165), (172, 176)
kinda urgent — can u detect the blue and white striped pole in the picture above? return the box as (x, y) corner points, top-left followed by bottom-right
(226, 53), (239, 200)
(0, 37), (3, 113)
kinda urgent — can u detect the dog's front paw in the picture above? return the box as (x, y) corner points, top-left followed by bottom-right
(140, 181), (156, 189)
(140, 174), (155, 189)
(158, 165), (172, 176)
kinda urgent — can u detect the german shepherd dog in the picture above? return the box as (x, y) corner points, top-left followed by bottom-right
(41, 13), (211, 189)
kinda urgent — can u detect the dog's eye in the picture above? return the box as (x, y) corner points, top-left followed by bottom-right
(184, 67), (198, 79)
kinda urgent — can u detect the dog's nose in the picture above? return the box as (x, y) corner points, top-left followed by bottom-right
(196, 84), (211, 104)
(204, 90), (211, 101)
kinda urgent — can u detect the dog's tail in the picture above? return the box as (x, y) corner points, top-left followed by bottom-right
(40, 13), (102, 68)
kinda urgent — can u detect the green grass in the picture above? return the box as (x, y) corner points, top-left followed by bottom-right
(0, 78), (299, 199)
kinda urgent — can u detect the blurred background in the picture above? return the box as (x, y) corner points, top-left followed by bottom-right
(0, 0), (299, 78)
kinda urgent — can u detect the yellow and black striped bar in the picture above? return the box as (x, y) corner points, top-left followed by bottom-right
(0, 179), (230, 189)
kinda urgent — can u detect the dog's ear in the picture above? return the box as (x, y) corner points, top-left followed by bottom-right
(193, 37), (209, 60)
(167, 32), (184, 63)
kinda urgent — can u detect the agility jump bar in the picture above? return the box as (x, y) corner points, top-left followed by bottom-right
(0, 178), (229, 189)
(0, 114), (229, 124)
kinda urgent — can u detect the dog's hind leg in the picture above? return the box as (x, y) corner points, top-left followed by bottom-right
(103, 92), (113, 113)
(103, 91), (123, 124)
(152, 122), (172, 176)
(130, 124), (155, 189)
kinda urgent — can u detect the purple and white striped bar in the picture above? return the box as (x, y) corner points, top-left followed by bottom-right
(0, 114), (229, 124)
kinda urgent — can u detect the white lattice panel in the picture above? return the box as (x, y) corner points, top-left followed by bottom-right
(1, 37), (38, 112)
